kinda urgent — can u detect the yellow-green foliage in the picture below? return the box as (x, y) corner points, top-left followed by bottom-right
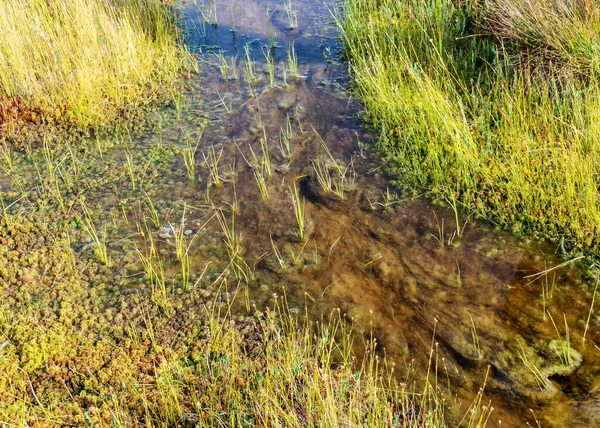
(0, 213), (458, 427)
(340, 0), (600, 254)
(0, 0), (190, 130)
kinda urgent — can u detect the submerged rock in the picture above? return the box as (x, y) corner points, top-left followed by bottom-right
(493, 335), (583, 402)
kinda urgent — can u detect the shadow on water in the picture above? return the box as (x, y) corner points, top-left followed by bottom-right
(4, 0), (600, 425)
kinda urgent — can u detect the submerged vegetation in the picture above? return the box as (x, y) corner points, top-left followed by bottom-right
(2, 0), (599, 425)
(0, 1), (484, 424)
(340, 0), (600, 257)
(0, 206), (492, 426)
(0, 0), (193, 138)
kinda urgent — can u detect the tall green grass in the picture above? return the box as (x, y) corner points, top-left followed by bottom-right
(0, 0), (191, 132)
(340, 0), (600, 255)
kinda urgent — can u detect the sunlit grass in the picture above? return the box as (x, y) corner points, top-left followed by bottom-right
(340, 0), (600, 256)
(0, 0), (193, 133)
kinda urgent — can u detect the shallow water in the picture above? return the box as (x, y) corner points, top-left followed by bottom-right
(174, 1), (600, 425)
(3, 0), (600, 425)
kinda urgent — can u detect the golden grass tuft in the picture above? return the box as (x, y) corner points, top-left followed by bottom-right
(0, 0), (192, 134)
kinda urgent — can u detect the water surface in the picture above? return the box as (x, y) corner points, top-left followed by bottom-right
(4, 0), (600, 425)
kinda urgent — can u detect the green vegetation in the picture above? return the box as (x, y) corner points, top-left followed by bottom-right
(340, 0), (600, 256)
(0, 0), (192, 136)
(0, 213), (474, 426)
(0, 95), (493, 427)
(2, 0), (568, 424)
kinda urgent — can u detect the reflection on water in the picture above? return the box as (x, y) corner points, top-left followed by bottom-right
(3, 0), (600, 425)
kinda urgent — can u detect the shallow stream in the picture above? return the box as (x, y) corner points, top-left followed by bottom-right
(4, 0), (600, 426)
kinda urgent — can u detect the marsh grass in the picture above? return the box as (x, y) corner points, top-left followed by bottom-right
(517, 339), (549, 391)
(173, 209), (191, 288)
(230, 55), (239, 81)
(244, 44), (256, 95)
(0, 0), (193, 133)
(238, 132), (272, 201)
(215, 51), (230, 80)
(182, 129), (203, 182)
(262, 46), (276, 88)
(290, 181), (306, 239)
(311, 127), (356, 198)
(583, 278), (599, 343)
(203, 145), (224, 187)
(135, 220), (170, 308)
(486, 0), (600, 75)
(470, 316), (482, 359)
(125, 152), (137, 191)
(288, 42), (299, 78)
(282, 0), (298, 30)
(270, 233), (286, 270)
(34, 139), (68, 214)
(215, 208), (253, 281)
(277, 113), (295, 158)
(340, 0), (600, 257)
(80, 202), (109, 265)
(547, 311), (572, 365)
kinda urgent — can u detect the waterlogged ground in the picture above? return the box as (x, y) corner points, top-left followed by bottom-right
(2, 0), (600, 426)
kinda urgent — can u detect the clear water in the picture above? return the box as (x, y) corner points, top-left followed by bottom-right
(3, 0), (600, 425)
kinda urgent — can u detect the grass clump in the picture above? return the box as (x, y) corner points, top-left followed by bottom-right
(340, 0), (600, 255)
(0, 0), (192, 136)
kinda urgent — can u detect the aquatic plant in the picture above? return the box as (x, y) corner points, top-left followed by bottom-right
(143, 192), (161, 228)
(470, 316), (481, 359)
(196, 0), (218, 25)
(182, 130), (203, 181)
(311, 127), (356, 198)
(215, 208), (252, 281)
(517, 338), (549, 391)
(290, 181), (306, 240)
(286, 239), (306, 266)
(125, 152), (137, 191)
(259, 129), (272, 177)
(270, 233), (286, 270)
(230, 55), (239, 80)
(262, 46), (276, 88)
(135, 220), (169, 309)
(173, 208), (191, 288)
(244, 43), (256, 95)
(547, 312), (572, 366)
(583, 278), (599, 343)
(282, 0), (298, 30)
(0, 142), (12, 171)
(238, 130), (272, 201)
(250, 160), (270, 201)
(216, 90), (233, 114)
(287, 42), (299, 78)
(80, 202), (109, 265)
(277, 113), (294, 158)
(203, 145), (224, 187)
(215, 51), (230, 80)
